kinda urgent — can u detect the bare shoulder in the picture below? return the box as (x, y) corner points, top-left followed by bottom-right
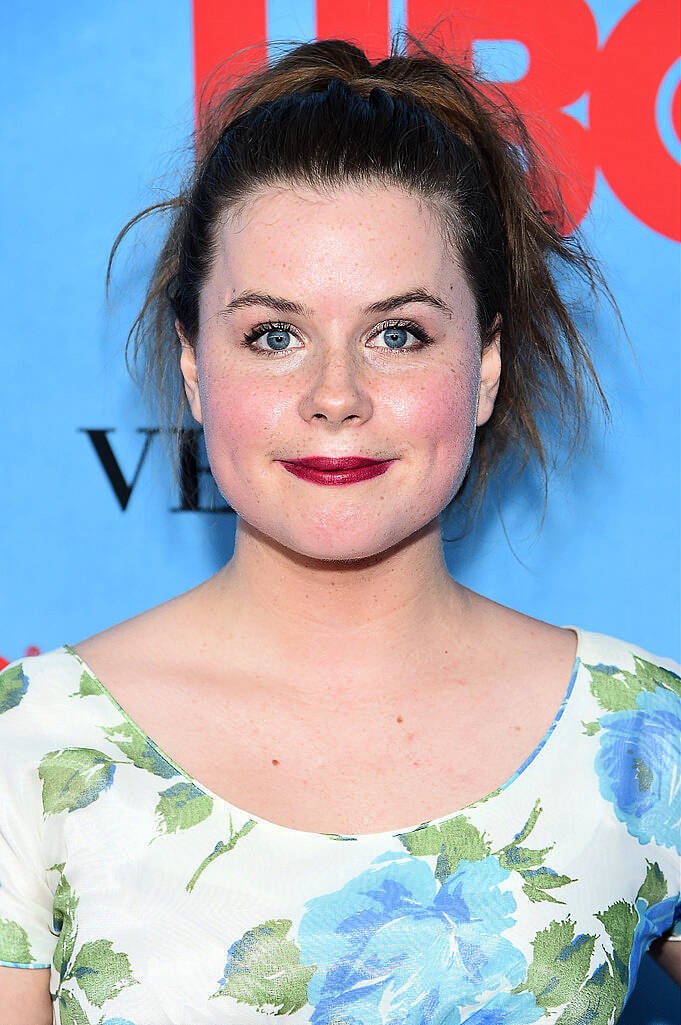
(462, 589), (578, 684)
(72, 577), (221, 702)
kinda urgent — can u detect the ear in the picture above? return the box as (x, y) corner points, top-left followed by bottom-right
(476, 318), (501, 427)
(177, 320), (203, 424)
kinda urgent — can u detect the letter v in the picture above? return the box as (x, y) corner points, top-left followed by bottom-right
(80, 428), (159, 510)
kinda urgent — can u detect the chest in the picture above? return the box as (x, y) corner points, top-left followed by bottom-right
(125, 666), (568, 835)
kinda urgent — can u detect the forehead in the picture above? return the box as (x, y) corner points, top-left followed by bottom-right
(204, 182), (469, 310)
(225, 181), (444, 232)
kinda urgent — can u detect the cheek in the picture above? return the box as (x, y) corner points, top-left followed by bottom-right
(199, 378), (251, 469)
(392, 366), (480, 511)
(393, 368), (479, 455)
(199, 372), (291, 475)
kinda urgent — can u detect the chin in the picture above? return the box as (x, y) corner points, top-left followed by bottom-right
(293, 538), (400, 564)
(243, 513), (440, 566)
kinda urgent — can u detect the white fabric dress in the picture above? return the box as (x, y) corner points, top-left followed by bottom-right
(0, 629), (679, 1024)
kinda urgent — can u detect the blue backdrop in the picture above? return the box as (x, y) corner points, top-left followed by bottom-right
(1, 3), (679, 1020)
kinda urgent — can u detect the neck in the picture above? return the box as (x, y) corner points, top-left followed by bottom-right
(204, 517), (473, 683)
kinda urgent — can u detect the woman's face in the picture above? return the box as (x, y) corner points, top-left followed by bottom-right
(180, 183), (500, 562)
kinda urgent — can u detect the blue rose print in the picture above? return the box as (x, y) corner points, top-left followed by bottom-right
(596, 686), (681, 851)
(298, 851), (541, 1024)
(463, 993), (546, 1025)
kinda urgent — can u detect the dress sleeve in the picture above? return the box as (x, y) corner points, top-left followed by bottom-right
(580, 635), (681, 951)
(0, 659), (55, 968)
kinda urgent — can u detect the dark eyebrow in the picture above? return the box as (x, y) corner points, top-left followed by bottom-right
(217, 292), (311, 317)
(364, 290), (453, 316)
(217, 287), (452, 319)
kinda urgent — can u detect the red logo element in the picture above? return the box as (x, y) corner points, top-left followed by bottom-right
(0, 645), (41, 669)
(192, 0), (680, 240)
(315, 0), (389, 62)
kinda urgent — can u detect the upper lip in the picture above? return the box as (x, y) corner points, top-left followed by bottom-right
(281, 456), (393, 470)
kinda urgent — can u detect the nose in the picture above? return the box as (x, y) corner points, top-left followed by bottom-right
(298, 349), (373, 428)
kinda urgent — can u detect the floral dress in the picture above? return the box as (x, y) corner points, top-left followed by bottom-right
(0, 630), (679, 1024)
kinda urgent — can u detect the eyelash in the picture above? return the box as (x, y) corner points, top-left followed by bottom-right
(242, 321), (294, 353)
(241, 319), (435, 355)
(370, 320), (434, 351)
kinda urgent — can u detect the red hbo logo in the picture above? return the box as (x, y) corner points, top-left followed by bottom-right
(193, 0), (680, 240)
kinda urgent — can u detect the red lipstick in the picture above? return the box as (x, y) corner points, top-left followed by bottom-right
(279, 456), (394, 486)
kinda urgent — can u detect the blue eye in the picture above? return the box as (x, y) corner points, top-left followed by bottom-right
(382, 327), (409, 349)
(265, 328), (292, 350)
(367, 321), (432, 352)
(244, 323), (304, 353)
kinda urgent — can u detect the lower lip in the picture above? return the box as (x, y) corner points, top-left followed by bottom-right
(279, 461), (394, 486)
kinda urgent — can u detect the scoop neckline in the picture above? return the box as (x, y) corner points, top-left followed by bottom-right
(61, 629), (582, 842)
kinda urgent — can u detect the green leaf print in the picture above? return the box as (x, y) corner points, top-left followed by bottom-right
(596, 900), (638, 965)
(155, 781), (213, 836)
(74, 669), (101, 698)
(187, 815), (257, 892)
(553, 900), (639, 1020)
(39, 748), (116, 814)
(581, 720), (601, 736)
(585, 655), (680, 714)
(595, 899), (638, 995)
(52, 867), (80, 983)
(495, 801), (574, 904)
(498, 841), (552, 872)
(72, 939), (138, 1007)
(637, 861), (668, 907)
(518, 918), (595, 1009)
(521, 867), (575, 905)
(553, 864), (666, 1022)
(398, 814), (490, 882)
(0, 664), (29, 714)
(510, 799), (543, 845)
(633, 756), (654, 793)
(213, 919), (314, 1015)
(56, 990), (89, 1025)
(554, 962), (619, 1025)
(558, 895), (646, 1020)
(632, 655), (681, 698)
(102, 721), (178, 779)
(585, 663), (644, 713)
(521, 884), (566, 906)
(50, 869), (140, 1013)
(0, 918), (33, 963)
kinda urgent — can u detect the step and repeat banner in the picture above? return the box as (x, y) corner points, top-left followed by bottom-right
(2, 2), (679, 1018)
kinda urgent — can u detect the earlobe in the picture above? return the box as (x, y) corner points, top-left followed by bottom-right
(177, 321), (203, 424)
(476, 322), (501, 427)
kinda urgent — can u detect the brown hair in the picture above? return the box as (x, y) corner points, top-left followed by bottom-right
(112, 37), (610, 510)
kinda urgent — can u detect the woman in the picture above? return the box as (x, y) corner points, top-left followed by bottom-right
(1, 38), (679, 1025)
